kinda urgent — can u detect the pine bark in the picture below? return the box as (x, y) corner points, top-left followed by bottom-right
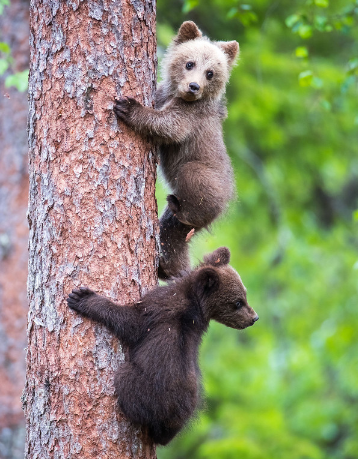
(25, 1), (158, 458)
(0, 0), (29, 457)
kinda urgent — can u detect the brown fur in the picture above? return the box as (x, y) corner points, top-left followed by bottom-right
(67, 247), (258, 445)
(114, 22), (240, 279)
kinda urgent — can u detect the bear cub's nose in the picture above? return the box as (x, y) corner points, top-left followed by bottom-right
(253, 315), (259, 322)
(189, 82), (200, 92)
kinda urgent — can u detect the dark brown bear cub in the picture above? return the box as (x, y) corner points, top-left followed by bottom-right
(67, 247), (258, 445)
(114, 22), (239, 279)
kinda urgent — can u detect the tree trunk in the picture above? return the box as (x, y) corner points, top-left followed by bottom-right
(25, 1), (158, 458)
(0, 1), (29, 457)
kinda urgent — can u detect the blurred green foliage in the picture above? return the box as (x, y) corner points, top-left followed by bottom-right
(156, 1), (358, 458)
(0, 0), (9, 15)
(4, 69), (29, 92)
(0, 0), (28, 92)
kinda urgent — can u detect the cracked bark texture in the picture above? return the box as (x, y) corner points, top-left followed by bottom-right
(25, 1), (158, 458)
(0, 0), (29, 457)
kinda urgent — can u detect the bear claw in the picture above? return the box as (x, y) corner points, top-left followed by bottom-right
(67, 287), (95, 311)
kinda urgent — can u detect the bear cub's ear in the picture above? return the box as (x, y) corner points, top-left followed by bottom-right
(174, 21), (203, 45)
(203, 247), (231, 267)
(217, 41), (240, 66)
(195, 268), (220, 298)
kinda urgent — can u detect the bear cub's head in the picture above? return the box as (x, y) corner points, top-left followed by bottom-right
(162, 21), (239, 102)
(194, 247), (258, 330)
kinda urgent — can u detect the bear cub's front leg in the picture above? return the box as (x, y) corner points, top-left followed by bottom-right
(67, 287), (97, 317)
(114, 21), (239, 279)
(113, 97), (142, 125)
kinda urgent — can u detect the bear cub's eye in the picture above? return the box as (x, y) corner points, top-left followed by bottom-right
(206, 70), (214, 80)
(236, 300), (244, 309)
(186, 62), (195, 70)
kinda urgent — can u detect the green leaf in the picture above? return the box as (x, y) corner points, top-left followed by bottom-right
(0, 42), (10, 53)
(347, 58), (358, 75)
(341, 75), (355, 93)
(314, 0), (329, 7)
(295, 46), (309, 58)
(182, 0), (198, 13)
(298, 24), (313, 39)
(311, 76), (323, 88)
(321, 99), (331, 111)
(353, 210), (358, 222)
(314, 15), (328, 31)
(343, 15), (354, 27)
(227, 7), (238, 19)
(0, 58), (8, 75)
(5, 69), (29, 92)
(299, 70), (313, 86)
(237, 10), (258, 27)
(286, 14), (301, 28)
(333, 19), (343, 30)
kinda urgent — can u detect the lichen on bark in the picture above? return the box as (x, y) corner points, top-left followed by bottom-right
(25, 1), (158, 457)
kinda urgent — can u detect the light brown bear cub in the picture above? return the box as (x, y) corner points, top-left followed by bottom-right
(114, 21), (239, 279)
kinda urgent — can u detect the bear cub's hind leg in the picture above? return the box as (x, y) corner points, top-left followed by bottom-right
(159, 207), (193, 279)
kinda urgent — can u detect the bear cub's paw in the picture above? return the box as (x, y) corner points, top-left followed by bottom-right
(67, 287), (96, 314)
(114, 97), (140, 122)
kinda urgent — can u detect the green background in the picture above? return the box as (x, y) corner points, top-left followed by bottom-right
(155, 1), (358, 458)
(1, 0), (356, 457)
